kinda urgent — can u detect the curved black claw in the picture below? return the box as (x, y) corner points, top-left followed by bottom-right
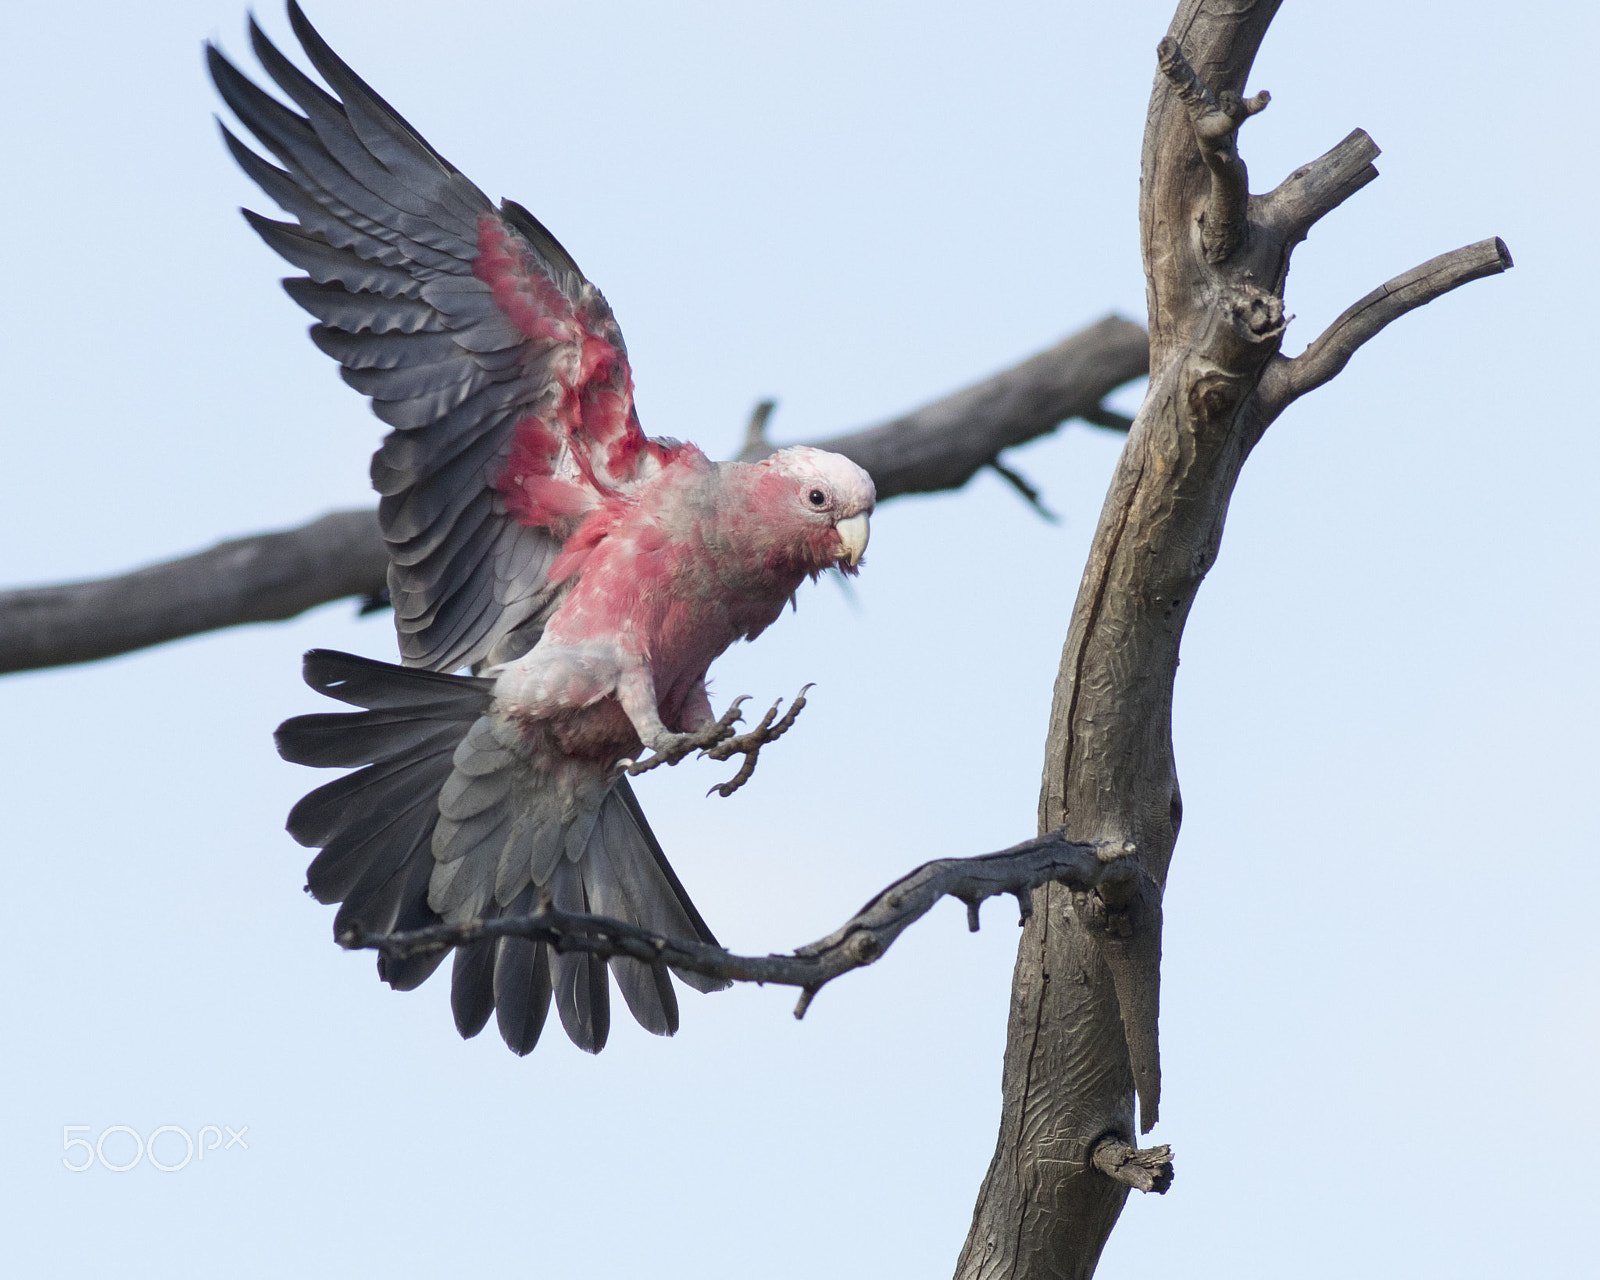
(625, 698), (748, 776)
(703, 684), (813, 798)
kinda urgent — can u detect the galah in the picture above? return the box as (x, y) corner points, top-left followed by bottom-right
(209, 3), (875, 1055)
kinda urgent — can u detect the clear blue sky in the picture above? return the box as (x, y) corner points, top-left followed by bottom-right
(2, 2), (1594, 1275)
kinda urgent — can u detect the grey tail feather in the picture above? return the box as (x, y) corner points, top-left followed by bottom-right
(275, 648), (725, 1055)
(547, 859), (611, 1052)
(583, 781), (731, 1001)
(489, 886), (553, 1054)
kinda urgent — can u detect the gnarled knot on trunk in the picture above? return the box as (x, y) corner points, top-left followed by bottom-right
(1184, 362), (1250, 427)
(1181, 285), (1282, 428)
(1075, 890), (1138, 940)
(1072, 855), (1150, 939)
(1217, 87), (1270, 125)
(1232, 288), (1286, 341)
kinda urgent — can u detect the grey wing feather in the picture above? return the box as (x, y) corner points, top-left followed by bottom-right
(210, 5), (585, 672)
(284, 278), (445, 333)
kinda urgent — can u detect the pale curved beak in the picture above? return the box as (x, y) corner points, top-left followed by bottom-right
(834, 512), (870, 568)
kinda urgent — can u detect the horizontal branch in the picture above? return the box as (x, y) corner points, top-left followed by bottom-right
(343, 830), (1136, 1018)
(0, 511), (388, 676)
(746, 314), (1150, 495)
(1260, 237), (1513, 416)
(1091, 1137), (1175, 1194)
(1, 317), (1148, 677)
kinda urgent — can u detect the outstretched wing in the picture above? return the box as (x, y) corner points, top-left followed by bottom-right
(209, 1), (685, 672)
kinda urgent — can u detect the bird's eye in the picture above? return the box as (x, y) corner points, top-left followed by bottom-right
(807, 488), (827, 507)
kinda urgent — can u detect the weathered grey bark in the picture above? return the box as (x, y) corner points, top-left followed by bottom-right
(954, 3), (1509, 1277)
(0, 316), (1146, 677)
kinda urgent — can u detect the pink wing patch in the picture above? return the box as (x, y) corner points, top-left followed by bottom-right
(475, 215), (681, 534)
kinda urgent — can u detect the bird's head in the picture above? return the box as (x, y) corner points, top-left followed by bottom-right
(758, 446), (877, 576)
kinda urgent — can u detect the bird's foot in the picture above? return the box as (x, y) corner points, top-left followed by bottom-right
(625, 699), (748, 776)
(700, 684), (814, 798)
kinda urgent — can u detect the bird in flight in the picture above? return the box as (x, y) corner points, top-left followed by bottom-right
(208, 3), (875, 1055)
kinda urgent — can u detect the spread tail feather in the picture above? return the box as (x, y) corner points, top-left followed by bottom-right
(275, 648), (724, 1055)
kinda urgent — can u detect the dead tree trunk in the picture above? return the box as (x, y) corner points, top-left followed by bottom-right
(954, 3), (1508, 1276)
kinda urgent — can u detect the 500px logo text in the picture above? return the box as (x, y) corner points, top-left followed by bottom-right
(62, 1124), (249, 1172)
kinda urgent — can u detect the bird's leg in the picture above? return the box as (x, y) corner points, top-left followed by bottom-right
(617, 665), (744, 774)
(617, 663), (813, 793)
(677, 680), (718, 734)
(699, 684), (813, 798)
(624, 698), (747, 775)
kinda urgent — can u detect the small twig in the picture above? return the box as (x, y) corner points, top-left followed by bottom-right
(1077, 403), (1136, 433)
(1091, 1137), (1175, 1194)
(743, 398), (777, 453)
(1260, 237), (1513, 415)
(343, 829), (1137, 1018)
(1157, 37), (1269, 264)
(989, 460), (1059, 523)
(1011, 888), (1034, 924)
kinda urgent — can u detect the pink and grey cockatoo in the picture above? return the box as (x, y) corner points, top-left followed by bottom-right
(208, 4), (875, 1054)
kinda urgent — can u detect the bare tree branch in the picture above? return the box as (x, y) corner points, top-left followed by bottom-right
(742, 315), (1150, 492)
(343, 830), (1136, 1018)
(0, 511), (388, 676)
(987, 459), (1060, 523)
(0, 316), (1147, 678)
(1259, 237), (1513, 416)
(1256, 127), (1381, 247)
(1091, 1138), (1175, 1195)
(1156, 35), (1270, 264)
